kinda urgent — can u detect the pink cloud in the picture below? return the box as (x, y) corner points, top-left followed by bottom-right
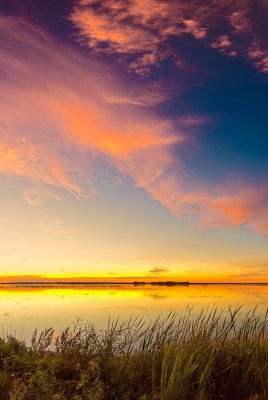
(1, 15), (268, 239)
(247, 42), (268, 73)
(71, 0), (268, 75)
(211, 35), (232, 51)
(229, 10), (250, 34)
(181, 186), (268, 237)
(181, 19), (207, 39)
(0, 15), (184, 219)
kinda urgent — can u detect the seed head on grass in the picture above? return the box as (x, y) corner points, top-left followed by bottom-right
(1, 306), (268, 400)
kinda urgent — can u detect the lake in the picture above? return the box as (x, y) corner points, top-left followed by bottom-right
(1, 283), (268, 345)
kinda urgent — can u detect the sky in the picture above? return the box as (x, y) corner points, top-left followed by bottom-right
(0, 0), (268, 283)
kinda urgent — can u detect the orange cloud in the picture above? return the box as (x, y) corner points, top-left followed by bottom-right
(1, 15), (268, 239)
(181, 186), (268, 236)
(71, 0), (268, 75)
(247, 42), (268, 73)
(51, 98), (179, 157)
(0, 15), (185, 224)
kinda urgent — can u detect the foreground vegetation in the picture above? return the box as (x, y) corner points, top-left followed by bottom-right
(1, 307), (268, 399)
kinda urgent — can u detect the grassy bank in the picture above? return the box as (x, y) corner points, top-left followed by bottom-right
(0, 307), (268, 399)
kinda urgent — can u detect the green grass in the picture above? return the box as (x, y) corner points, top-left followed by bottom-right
(1, 307), (268, 399)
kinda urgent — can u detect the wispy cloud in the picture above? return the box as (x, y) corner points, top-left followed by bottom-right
(148, 267), (170, 274)
(0, 17), (180, 195)
(231, 270), (268, 278)
(1, 14), (268, 239)
(22, 188), (77, 235)
(0, 15), (186, 221)
(180, 185), (268, 237)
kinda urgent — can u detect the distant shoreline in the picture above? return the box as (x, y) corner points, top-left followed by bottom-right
(0, 281), (267, 286)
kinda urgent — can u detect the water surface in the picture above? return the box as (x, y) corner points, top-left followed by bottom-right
(1, 283), (267, 344)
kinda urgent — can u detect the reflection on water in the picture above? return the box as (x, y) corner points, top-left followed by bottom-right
(0, 283), (268, 344)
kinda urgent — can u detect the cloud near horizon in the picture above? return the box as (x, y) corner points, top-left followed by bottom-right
(1, 14), (268, 237)
(148, 267), (170, 274)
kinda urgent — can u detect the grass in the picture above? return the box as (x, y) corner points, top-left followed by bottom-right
(0, 307), (268, 399)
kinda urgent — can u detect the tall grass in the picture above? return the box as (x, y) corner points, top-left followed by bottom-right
(0, 306), (268, 399)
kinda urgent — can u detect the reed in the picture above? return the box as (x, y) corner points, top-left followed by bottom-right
(0, 306), (268, 399)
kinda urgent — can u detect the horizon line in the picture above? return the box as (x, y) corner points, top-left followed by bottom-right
(0, 281), (267, 285)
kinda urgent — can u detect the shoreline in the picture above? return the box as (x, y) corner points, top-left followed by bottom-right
(0, 281), (267, 286)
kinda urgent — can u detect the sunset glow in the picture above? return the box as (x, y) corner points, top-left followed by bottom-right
(1, 1), (268, 283)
